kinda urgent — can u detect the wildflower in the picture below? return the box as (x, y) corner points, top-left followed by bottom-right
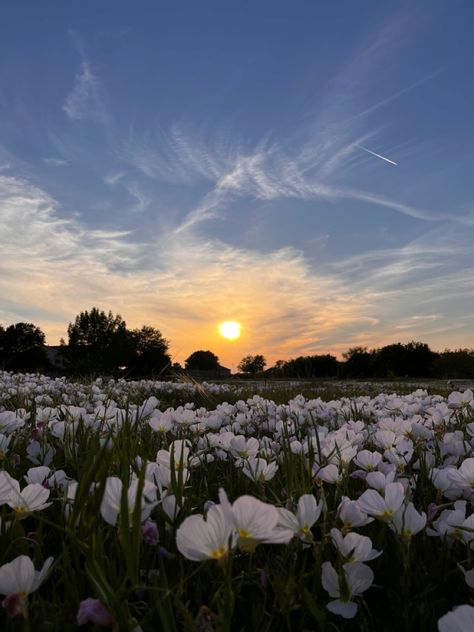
(219, 489), (293, 552)
(277, 494), (323, 542)
(337, 496), (374, 529)
(330, 528), (381, 563)
(353, 450), (383, 472)
(447, 458), (474, 489)
(389, 502), (426, 539)
(438, 604), (474, 631)
(448, 389), (473, 410)
(140, 519), (159, 545)
(100, 476), (157, 527)
(0, 555), (53, 618)
(241, 457), (278, 483)
(427, 500), (474, 543)
(0, 472), (51, 516)
(458, 565), (474, 589)
(313, 464), (342, 485)
(357, 482), (405, 521)
(77, 598), (114, 627)
(0, 434), (11, 459)
(321, 561), (374, 619)
(176, 503), (235, 561)
(229, 436), (260, 460)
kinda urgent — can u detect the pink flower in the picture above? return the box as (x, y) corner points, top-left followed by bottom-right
(140, 519), (159, 546)
(77, 598), (114, 627)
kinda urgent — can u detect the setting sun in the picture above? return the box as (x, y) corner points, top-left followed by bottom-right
(219, 321), (241, 340)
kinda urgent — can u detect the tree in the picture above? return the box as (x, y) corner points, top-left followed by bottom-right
(341, 347), (375, 378)
(0, 322), (47, 371)
(238, 354), (266, 376)
(127, 326), (171, 377)
(281, 354), (338, 378)
(374, 341), (438, 378)
(185, 350), (220, 371)
(65, 308), (132, 375)
(433, 349), (474, 379)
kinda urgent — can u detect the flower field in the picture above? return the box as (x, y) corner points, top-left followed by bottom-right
(0, 372), (473, 631)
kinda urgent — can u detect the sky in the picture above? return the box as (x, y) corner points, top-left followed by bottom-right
(0, 0), (473, 369)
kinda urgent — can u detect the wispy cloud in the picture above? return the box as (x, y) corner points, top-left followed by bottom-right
(63, 60), (103, 122)
(0, 172), (373, 363)
(43, 158), (69, 167)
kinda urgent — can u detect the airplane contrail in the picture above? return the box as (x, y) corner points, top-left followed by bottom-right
(356, 145), (398, 166)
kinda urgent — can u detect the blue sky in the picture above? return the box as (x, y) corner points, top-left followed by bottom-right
(0, 0), (473, 367)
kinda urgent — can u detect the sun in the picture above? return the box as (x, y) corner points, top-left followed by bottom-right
(219, 321), (241, 340)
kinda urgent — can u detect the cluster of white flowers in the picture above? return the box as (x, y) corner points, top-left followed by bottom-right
(0, 371), (473, 625)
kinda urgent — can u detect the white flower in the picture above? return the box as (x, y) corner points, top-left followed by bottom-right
(353, 450), (382, 472)
(229, 436), (260, 460)
(427, 500), (474, 543)
(100, 476), (157, 527)
(219, 489), (293, 552)
(321, 561), (374, 619)
(314, 464), (342, 485)
(357, 482), (405, 520)
(176, 503), (235, 561)
(0, 473), (51, 516)
(389, 502), (426, 538)
(277, 494), (323, 542)
(330, 528), (381, 563)
(241, 458), (278, 483)
(438, 604), (474, 632)
(337, 496), (374, 528)
(24, 466), (51, 486)
(0, 555), (53, 617)
(458, 565), (474, 589)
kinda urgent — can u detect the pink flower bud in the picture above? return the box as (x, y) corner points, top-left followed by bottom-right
(77, 598), (114, 627)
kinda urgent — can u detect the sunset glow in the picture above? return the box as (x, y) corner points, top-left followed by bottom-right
(219, 321), (241, 341)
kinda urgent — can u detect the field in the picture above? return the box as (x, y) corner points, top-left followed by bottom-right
(0, 371), (473, 631)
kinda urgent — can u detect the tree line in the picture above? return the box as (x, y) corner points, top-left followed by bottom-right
(267, 343), (474, 379)
(1, 309), (473, 378)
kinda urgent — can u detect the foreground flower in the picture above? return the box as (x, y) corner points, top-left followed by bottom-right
(176, 503), (235, 561)
(241, 458), (278, 483)
(438, 604), (474, 631)
(337, 496), (373, 529)
(100, 476), (157, 527)
(219, 489), (293, 552)
(389, 502), (427, 539)
(330, 529), (381, 563)
(321, 561), (374, 619)
(277, 494), (323, 542)
(0, 471), (51, 516)
(357, 482), (405, 521)
(0, 555), (53, 617)
(77, 598), (114, 627)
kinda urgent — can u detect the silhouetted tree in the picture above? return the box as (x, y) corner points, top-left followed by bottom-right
(374, 341), (438, 377)
(433, 349), (474, 379)
(126, 326), (171, 377)
(282, 354), (338, 378)
(185, 350), (220, 371)
(341, 347), (376, 378)
(64, 308), (132, 375)
(0, 322), (46, 371)
(238, 354), (266, 376)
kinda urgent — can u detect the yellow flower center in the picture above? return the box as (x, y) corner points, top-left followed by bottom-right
(238, 529), (251, 538)
(210, 545), (228, 560)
